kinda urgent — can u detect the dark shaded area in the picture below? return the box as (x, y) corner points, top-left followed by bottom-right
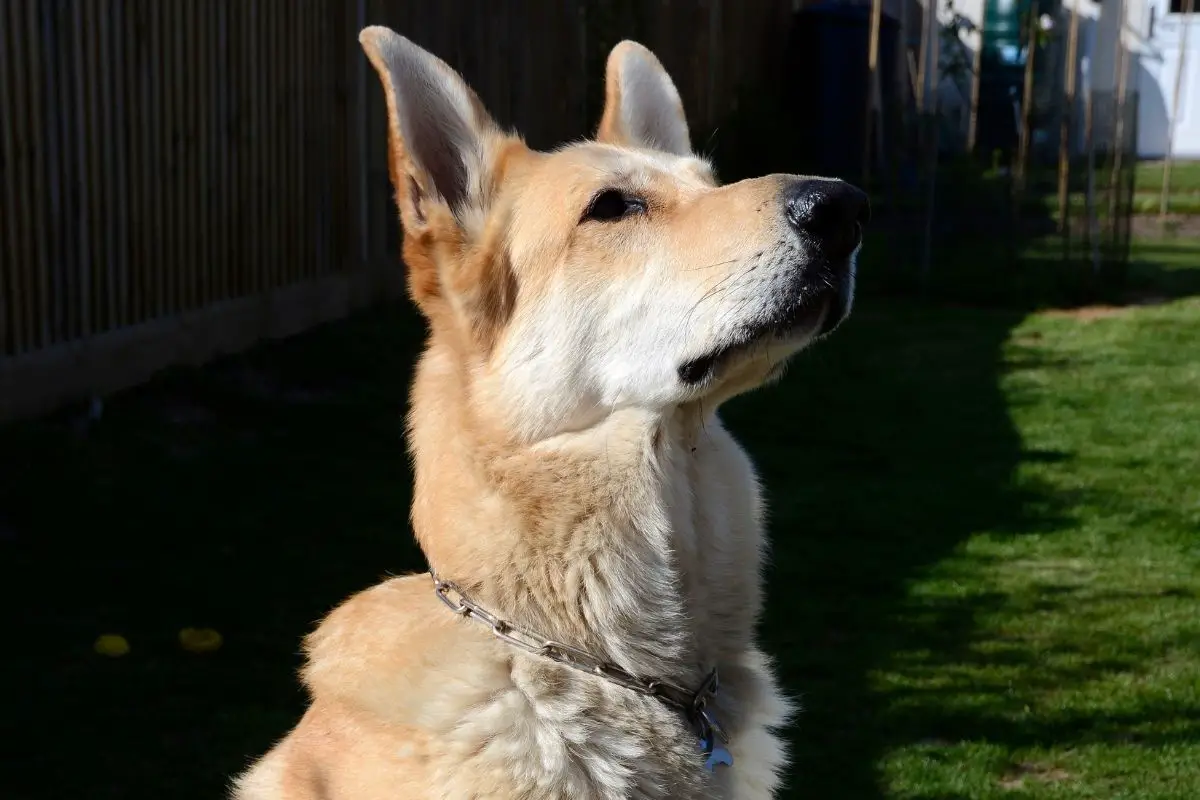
(723, 300), (1040, 798)
(781, 3), (903, 182)
(0, 310), (431, 798)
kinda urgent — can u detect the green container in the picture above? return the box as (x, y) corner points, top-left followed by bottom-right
(983, 0), (1033, 66)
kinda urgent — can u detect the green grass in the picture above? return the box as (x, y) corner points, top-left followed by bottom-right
(1131, 159), (1200, 215)
(849, 306), (1200, 798)
(1027, 192), (1200, 217)
(2, 239), (1199, 798)
(1136, 160), (1200, 195)
(871, 159), (1200, 218)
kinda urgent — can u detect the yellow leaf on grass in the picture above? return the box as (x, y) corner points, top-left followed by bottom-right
(179, 627), (223, 654)
(94, 634), (130, 657)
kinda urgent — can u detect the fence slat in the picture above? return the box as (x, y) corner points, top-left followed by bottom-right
(268, 0), (282, 292)
(44, 2), (71, 344)
(249, 0), (262, 296)
(183, 0), (197, 311)
(81, 0), (103, 337)
(0, 2), (22, 355)
(97, 0), (116, 331)
(130, 0), (151, 325)
(111, 0), (130, 328)
(169, 1), (184, 314)
(232, 0), (247, 298)
(147, 0), (163, 318)
(214, 0), (229, 302)
(199, 0), (212, 309)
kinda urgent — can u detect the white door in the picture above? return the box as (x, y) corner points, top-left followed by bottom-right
(1139, 0), (1199, 157)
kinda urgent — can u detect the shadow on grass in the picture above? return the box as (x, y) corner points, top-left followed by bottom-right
(717, 298), (1046, 798)
(0, 307), (432, 799)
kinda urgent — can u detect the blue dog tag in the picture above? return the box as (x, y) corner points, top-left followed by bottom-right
(699, 737), (734, 772)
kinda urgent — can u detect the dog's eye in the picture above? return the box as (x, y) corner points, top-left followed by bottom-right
(582, 190), (645, 223)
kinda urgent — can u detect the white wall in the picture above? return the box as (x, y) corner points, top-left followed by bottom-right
(1060, 0), (1197, 158)
(1135, 0), (1199, 158)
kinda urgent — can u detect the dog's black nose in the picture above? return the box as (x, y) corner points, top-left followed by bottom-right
(785, 179), (870, 259)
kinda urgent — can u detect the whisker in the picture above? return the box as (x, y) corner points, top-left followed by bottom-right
(680, 257), (739, 273)
(682, 254), (766, 322)
(683, 270), (746, 327)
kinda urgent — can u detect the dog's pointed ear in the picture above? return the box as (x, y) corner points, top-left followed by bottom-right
(596, 41), (691, 156)
(359, 27), (496, 229)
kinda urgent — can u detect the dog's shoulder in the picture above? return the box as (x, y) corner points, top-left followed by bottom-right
(301, 574), (510, 725)
(303, 574), (439, 662)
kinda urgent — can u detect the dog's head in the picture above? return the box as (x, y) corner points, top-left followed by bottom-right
(360, 28), (868, 441)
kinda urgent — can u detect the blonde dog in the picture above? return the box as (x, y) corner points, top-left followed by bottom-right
(233, 26), (867, 800)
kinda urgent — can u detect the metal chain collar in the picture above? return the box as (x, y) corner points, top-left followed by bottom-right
(432, 572), (728, 745)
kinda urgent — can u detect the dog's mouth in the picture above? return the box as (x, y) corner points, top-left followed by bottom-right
(677, 262), (854, 387)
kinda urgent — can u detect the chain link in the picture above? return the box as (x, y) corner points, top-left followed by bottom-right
(432, 572), (726, 742)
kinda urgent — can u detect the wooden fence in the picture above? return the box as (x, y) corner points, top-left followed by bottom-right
(1, 0), (792, 422)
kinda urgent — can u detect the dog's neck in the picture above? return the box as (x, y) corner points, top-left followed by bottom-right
(406, 341), (756, 685)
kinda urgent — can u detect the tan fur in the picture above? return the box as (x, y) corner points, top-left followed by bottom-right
(233, 28), (865, 800)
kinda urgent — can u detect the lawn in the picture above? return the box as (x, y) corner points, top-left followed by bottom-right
(1023, 159), (1200, 216)
(1130, 161), (1200, 216)
(2, 239), (1198, 799)
(1136, 160), (1200, 195)
(871, 159), (1200, 213)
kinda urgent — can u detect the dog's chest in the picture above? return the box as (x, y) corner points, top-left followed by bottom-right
(448, 656), (748, 800)
(663, 424), (766, 662)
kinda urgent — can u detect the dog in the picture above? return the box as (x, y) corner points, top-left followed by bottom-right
(232, 26), (867, 800)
